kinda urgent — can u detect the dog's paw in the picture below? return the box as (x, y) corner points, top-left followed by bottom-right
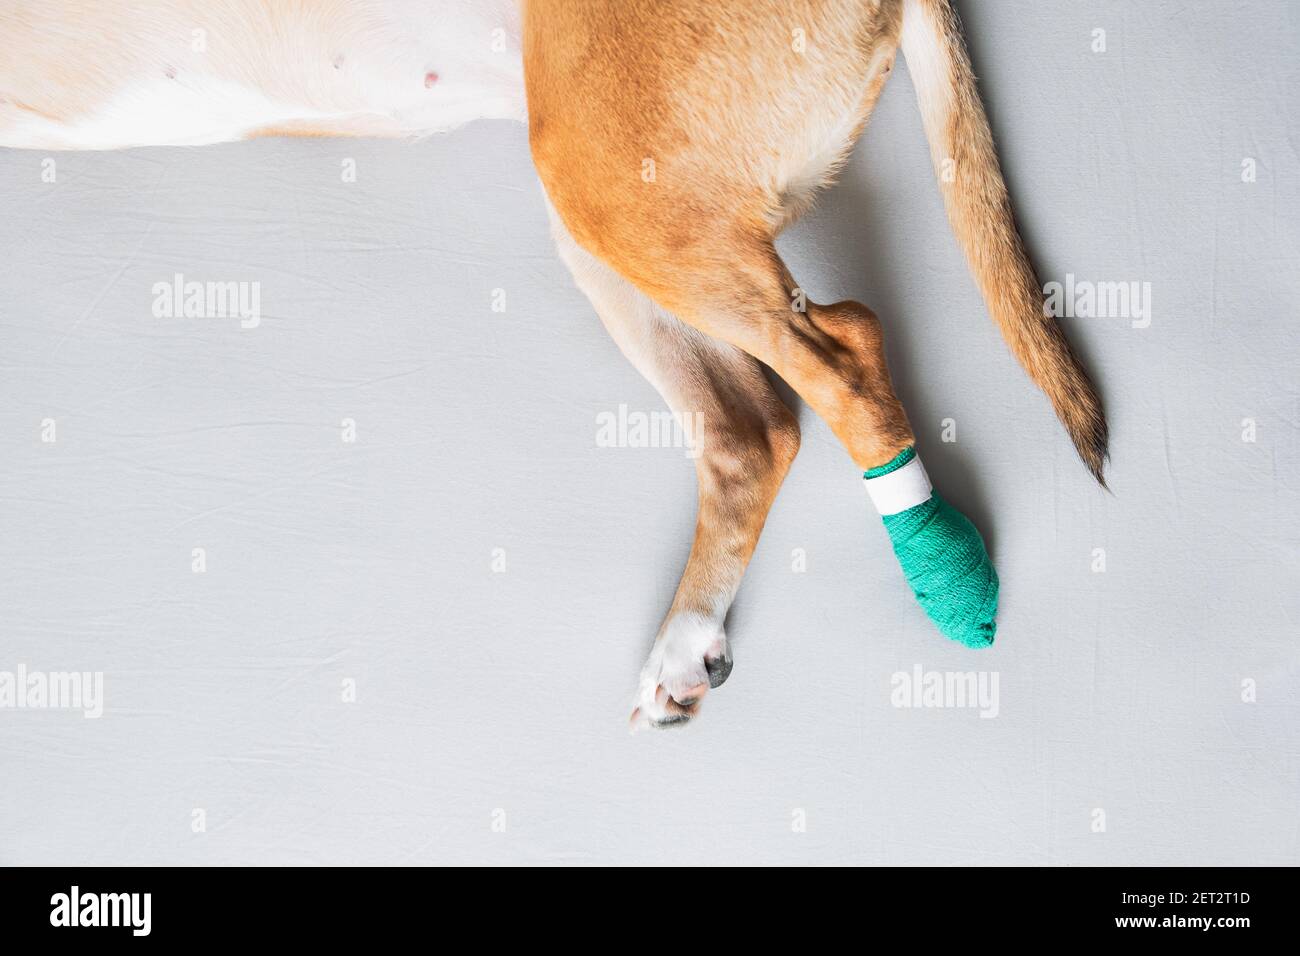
(629, 614), (731, 731)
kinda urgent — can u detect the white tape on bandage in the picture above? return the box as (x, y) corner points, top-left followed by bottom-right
(863, 455), (933, 516)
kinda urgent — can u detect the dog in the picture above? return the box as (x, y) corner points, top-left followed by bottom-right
(0, 0), (1106, 729)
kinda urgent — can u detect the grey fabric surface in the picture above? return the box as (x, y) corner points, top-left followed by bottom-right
(1, 1), (1296, 865)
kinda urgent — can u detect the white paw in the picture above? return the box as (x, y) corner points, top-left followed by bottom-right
(630, 614), (732, 731)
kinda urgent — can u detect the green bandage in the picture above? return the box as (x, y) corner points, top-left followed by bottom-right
(863, 447), (998, 648)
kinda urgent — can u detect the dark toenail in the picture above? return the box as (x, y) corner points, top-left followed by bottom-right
(705, 656), (733, 688)
(675, 696), (699, 707)
(653, 715), (690, 728)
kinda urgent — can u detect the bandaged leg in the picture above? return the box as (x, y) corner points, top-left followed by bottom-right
(863, 447), (998, 648)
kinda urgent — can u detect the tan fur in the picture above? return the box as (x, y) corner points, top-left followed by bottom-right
(528, 0), (912, 471)
(527, 0), (1106, 478)
(900, 0), (1108, 482)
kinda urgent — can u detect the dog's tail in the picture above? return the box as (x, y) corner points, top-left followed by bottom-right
(899, 0), (1108, 484)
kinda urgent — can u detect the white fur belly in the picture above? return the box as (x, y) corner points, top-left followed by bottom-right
(4, 77), (345, 150)
(0, 0), (525, 150)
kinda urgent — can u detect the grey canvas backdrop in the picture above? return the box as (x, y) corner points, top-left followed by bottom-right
(1, 1), (1296, 865)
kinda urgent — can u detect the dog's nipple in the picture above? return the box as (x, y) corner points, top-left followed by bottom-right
(424, 71), (439, 89)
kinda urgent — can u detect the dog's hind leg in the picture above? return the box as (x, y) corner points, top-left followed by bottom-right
(550, 213), (800, 730)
